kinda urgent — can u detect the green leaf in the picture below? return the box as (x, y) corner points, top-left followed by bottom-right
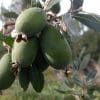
(72, 72), (83, 86)
(64, 79), (74, 88)
(74, 12), (100, 32)
(44, 0), (61, 10)
(88, 85), (100, 95)
(86, 69), (97, 81)
(79, 54), (91, 71)
(73, 60), (80, 70)
(54, 89), (67, 94)
(72, 0), (84, 10)
(0, 32), (14, 47)
(73, 76), (82, 86)
(54, 88), (73, 95)
(79, 47), (87, 60)
(3, 37), (14, 47)
(62, 13), (81, 37)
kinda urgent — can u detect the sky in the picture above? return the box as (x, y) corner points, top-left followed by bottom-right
(59, 0), (100, 16)
(0, 0), (100, 15)
(83, 0), (100, 14)
(0, 0), (12, 9)
(0, 0), (100, 28)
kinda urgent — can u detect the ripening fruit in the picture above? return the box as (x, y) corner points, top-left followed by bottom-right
(15, 7), (47, 37)
(29, 65), (44, 92)
(12, 37), (38, 68)
(51, 3), (60, 14)
(18, 68), (30, 91)
(0, 53), (15, 90)
(40, 25), (72, 69)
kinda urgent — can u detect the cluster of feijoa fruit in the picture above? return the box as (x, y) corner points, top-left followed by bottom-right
(0, 7), (72, 93)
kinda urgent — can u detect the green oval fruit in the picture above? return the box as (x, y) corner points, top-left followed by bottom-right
(29, 66), (44, 92)
(19, 68), (30, 91)
(0, 53), (15, 90)
(34, 43), (49, 72)
(12, 37), (38, 67)
(51, 3), (60, 14)
(40, 25), (72, 69)
(15, 7), (47, 37)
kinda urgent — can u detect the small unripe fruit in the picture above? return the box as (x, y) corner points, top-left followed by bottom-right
(12, 37), (38, 68)
(29, 66), (44, 92)
(0, 53), (15, 90)
(18, 68), (30, 91)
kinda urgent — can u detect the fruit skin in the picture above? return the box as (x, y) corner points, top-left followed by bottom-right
(29, 65), (44, 92)
(12, 37), (38, 68)
(34, 49), (49, 72)
(15, 7), (47, 37)
(18, 68), (30, 91)
(0, 53), (15, 90)
(51, 3), (60, 14)
(34, 41), (49, 72)
(40, 25), (72, 69)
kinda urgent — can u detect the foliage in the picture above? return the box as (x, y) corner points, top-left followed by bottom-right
(0, 0), (100, 99)
(73, 12), (100, 32)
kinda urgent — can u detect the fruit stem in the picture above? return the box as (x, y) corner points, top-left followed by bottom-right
(16, 34), (28, 42)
